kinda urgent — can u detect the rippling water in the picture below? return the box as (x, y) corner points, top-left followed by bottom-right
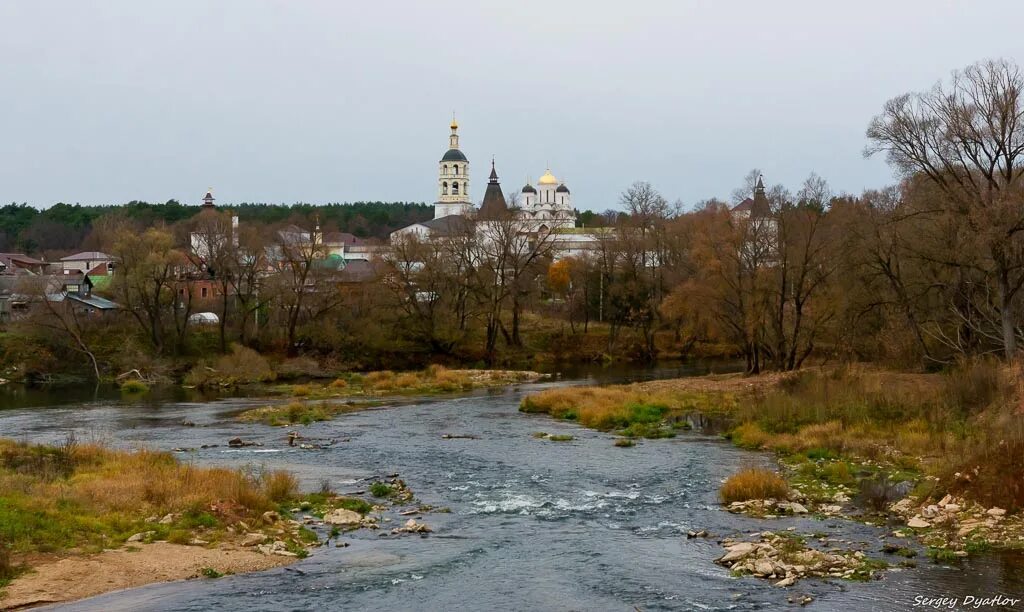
(2, 369), (1022, 612)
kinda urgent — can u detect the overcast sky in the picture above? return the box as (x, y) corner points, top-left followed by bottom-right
(2, 1), (1022, 211)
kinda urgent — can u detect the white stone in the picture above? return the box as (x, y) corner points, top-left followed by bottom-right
(240, 533), (267, 547)
(324, 508), (363, 526)
(907, 517), (930, 529)
(988, 507), (1007, 517)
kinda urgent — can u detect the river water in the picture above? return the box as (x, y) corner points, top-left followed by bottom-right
(1, 366), (1022, 612)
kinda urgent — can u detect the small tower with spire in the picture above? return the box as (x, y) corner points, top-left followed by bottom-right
(436, 116), (471, 219)
(478, 159), (508, 220)
(202, 188), (215, 209)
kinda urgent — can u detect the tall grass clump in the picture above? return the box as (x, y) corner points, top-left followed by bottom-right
(0, 438), (300, 555)
(720, 467), (790, 503)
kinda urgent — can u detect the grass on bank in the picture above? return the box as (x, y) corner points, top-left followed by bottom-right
(239, 366), (542, 425)
(237, 400), (375, 426)
(720, 467), (790, 504)
(0, 436), (300, 560)
(521, 361), (1024, 511)
(285, 365), (539, 398)
(520, 385), (729, 437)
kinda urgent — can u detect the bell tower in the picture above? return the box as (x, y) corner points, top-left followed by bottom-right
(435, 117), (471, 219)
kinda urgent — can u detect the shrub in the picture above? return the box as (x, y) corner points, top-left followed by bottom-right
(217, 344), (275, 383)
(943, 358), (1005, 415)
(0, 540), (18, 587)
(262, 470), (299, 502)
(720, 467), (790, 504)
(821, 461), (855, 485)
(614, 438), (635, 448)
(363, 371), (394, 384)
(292, 384), (313, 397)
(120, 379), (149, 394)
(329, 378), (348, 389)
(276, 357), (321, 379)
(201, 567), (223, 578)
(393, 373), (421, 389)
(548, 434), (574, 442)
(369, 482), (393, 498)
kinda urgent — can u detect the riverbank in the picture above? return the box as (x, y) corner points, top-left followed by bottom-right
(0, 438), (387, 609)
(520, 363), (1024, 563)
(0, 542), (294, 610)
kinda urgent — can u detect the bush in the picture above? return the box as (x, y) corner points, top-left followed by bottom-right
(0, 540), (18, 587)
(329, 378), (348, 389)
(262, 470), (299, 502)
(184, 344), (275, 387)
(120, 379), (149, 394)
(393, 373), (421, 389)
(614, 438), (635, 448)
(369, 482), (393, 498)
(720, 467), (790, 504)
(276, 357), (321, 379)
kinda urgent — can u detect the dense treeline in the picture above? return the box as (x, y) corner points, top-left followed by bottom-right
(0, 201), (435, 255)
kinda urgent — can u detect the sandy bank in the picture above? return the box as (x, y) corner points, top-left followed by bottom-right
(0, 542), (296, 610)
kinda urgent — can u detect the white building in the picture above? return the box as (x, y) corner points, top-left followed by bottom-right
(518, 169), (575, 231)
(434, 119), (473, 219)
(60, 251), (114, 275)
(391, 119), (579, 241)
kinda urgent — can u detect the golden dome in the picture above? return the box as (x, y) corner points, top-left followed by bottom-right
(538, 169), (558, 185)
(450, 118), (458, 130)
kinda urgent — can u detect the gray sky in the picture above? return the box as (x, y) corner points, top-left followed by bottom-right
(2, 1), (1022, 211)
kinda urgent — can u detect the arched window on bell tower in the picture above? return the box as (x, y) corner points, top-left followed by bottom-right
(442, 181), (448, 195)
(452, 182), (459, 195)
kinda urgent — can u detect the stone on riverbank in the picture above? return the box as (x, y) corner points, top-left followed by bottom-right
(715, 534), (886, 585)
(324, 508), (363, 526)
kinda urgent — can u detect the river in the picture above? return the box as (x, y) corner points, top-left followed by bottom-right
(1, 366), (1022, 611)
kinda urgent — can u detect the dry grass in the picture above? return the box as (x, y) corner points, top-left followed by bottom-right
(522, 360), (1024, 510)
(0, 437), (297, 555)
(720, 467), (790, 503)
(237, 400), (366, 426)
(184, 344), (276, 387)
(520, 385), (726, 434)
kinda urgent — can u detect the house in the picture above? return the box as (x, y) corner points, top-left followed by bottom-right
(60, 251), (115, 275)
(390, 215), (473, 241)
(323, 232), (383, 262)
(0, 253), (48, 275)
(48, 273), (119, 315)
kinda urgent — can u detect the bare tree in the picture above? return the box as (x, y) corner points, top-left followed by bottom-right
(866, 58), (1024, 357)
(19, 277), (101, 380)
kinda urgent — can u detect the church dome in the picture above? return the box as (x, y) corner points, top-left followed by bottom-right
(521, 183), (536, 194)
(441, 148), (467, 162)
(538, 169), (558, 185)
(556, 184), (570, 193)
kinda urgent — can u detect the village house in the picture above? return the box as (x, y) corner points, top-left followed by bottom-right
(59, 251), (115, 276)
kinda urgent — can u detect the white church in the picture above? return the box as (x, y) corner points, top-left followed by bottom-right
(391, 119), (578, 240)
